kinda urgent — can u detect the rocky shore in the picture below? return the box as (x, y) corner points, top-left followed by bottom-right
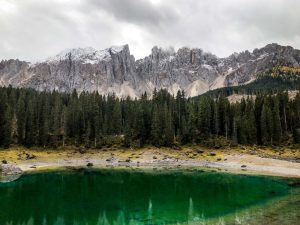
(0, 147), (299, 179)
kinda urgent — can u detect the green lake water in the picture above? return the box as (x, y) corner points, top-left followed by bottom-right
(0, 168), (299, 225)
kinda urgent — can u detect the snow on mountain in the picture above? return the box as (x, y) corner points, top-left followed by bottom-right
(1, 43), (300, 98)
(46, 45), (128, 64)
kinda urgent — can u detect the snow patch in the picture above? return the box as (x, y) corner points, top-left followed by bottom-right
(46, 45), (127, 64)
(226, 67), (233, 75)
(110, 45), (126, 53)
(257, 53), (269, 60)
(167, 55), (175, 62)
(218, 61), (225, 67)
(202, 64), (213, 70)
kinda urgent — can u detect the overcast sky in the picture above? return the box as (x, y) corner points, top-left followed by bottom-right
(0, 0), (299, 61)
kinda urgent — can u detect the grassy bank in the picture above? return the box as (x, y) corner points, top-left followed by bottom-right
(1, 145), (299, 163)
(0, 145), (300, 178)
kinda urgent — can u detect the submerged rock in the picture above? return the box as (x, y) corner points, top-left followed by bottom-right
(288, 181), (300, 187)
(0, 164), (23, 183)
(0, 174), (22, 183)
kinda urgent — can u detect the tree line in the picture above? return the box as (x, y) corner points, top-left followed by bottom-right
(0, 86), (300, 149)
(203, 75), (300, 98)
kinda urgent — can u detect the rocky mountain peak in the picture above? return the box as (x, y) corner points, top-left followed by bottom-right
(46, 45), (130, 65)
(1, 43), (300, 98)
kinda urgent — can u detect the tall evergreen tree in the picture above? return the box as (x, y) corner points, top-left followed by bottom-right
(0, 91), (11, 148)
(0, 86), (299, 148)
(25, 99), (36, 147)
(261, 101), (273, 145)
(272, 99), (282, 144)
(16, 95), (26, 145)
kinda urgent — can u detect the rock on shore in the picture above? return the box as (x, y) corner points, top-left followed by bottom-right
(0, 164), (23, 183)
(0, 164), (22, 175)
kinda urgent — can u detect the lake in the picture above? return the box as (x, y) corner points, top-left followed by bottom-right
(0, 168), (299, 225)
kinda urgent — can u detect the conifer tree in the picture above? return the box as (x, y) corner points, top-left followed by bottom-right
(163, 105), (174, 146)
(261, 101), (273, 145)
(25, 99), (35, 147)
(16, 95), (26, 144)
(0, 91), (11, 148)
(272, 99), (282, 144)
(0, 86), (299, 148)
(151, 105), (161, 146)
(39, 95), (50, 147)
(112, 100), (122, 134)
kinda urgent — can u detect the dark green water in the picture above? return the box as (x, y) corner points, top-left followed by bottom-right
(0, 169), (298, 225)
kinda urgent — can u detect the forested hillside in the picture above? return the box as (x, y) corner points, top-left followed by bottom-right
(203, 66), (300, 97)
(0, 86), (300, 149)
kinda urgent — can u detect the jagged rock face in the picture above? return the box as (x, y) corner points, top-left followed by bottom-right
(222, 44), (300, 86)
(0, 59), (30, 87)
(25, 45), (140, 98)
(136, 46), (221, 96)
(1, 43), (300, 98)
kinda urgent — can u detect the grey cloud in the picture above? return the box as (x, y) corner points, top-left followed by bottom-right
(89, 0), (178, 28)
(0, 0), (120, 61)
(0, 0), (299, 61)
(141, 0), (300, 57)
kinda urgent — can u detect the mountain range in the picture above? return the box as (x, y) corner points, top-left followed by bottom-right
(0, 43), (300, 98)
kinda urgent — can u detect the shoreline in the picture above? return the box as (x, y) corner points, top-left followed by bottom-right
(1, 147), (300, 178)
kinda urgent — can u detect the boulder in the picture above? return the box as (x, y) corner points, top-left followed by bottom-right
(79, 148), (86, 154)
(0, 164), (22, 176)
(86, 162), (93, 167)
(26, 154), (36, 160)
(209, 152), (216, 156)
(2, 160), (7, 164)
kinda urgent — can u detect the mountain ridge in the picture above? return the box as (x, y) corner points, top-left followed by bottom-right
(1, 43), (300, 98)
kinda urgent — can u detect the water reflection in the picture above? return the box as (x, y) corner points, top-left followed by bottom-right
(0, 169), (296, 225)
